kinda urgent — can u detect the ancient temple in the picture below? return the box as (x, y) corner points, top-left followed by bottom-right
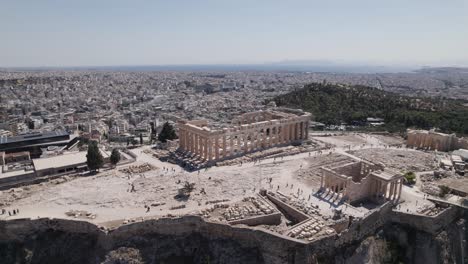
(177, 109), (311, 162)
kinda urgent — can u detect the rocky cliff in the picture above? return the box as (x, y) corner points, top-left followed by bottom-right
(0, 213), (466, 264)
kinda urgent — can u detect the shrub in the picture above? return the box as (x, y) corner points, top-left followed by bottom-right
(404, 171), (416, 185)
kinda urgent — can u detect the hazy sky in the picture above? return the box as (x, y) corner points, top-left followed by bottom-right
(1, 0), (467, 67)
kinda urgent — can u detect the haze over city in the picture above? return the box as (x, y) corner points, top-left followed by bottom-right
(1, 1), (468, 264)
(1, 0), (468, 68)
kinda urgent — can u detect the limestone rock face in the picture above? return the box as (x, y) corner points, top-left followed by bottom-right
(101, 247), (145, 264)
(0, 216), (466, 264)
(337, 236), (388, 264)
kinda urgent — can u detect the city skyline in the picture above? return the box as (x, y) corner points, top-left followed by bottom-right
(1, 0), (468, 67)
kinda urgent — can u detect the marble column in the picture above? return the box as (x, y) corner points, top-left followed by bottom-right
(289, 124), (294, 142)
(389, 182), (394, 199)
(194, 134), (199, 156)
(398, 180), (403, 200)
(203, 138), (208, 160)
(207, 138), (213, 161)
(243, 133), (248, 152)
(187, 132), (192, 153)
(375, 180), (381, 198)
(179, 130), (184, 149)
(229, 135), (234, 157)
(222, 135), (227, 158)
(268, 126), (273, 147)
(185, 130), (189, 151)
(247, 132), (251, 152)
(215, 136), (220, 160)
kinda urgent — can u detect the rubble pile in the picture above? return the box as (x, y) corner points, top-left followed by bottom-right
(350, 148), (437, 172)
(287, 217), (335, 241)
(272, 192), (322, 217)
(65, 210), (96, 219)
(119, 163), (155, 174)
(418, 205), (446, 216)
(222, 196), (275, 221)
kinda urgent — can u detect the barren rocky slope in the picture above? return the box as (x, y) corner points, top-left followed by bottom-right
(0, 213), (466, 264)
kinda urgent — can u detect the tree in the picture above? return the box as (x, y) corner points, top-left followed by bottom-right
(86, 141), (104, 172)
(110, 149), (121, 166)
(404, 171), (416, 185)
(439, 185), (450, 198)
(158, 122), (178, 143)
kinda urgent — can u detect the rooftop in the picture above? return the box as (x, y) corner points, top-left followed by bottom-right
(33, 149), (109, 171)
(0, 131), (69, 145)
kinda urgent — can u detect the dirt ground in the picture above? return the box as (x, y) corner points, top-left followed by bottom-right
(349, 148), (437, 172)
(0, 133), (437, 225)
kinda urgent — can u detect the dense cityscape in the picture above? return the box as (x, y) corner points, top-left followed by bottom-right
(1, 0), (468, 263)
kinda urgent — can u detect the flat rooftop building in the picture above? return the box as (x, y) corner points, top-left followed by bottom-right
(0, 131), (71, 158)
(33, 150), (110, 177)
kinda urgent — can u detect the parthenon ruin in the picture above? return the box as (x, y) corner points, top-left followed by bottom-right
(177, 109), (311, 162)
(320, 159), (403, 203)
(406, 129), (468, 152)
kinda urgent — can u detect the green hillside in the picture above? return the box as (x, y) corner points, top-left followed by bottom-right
(273, 83), (468, 134)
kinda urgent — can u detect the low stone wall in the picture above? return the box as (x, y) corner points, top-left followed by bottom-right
(0, 203), (463, 263)
(335, 202), (392, 247)
(0, 216), (313, 264)
(389, 205), (461, 234)
(0, 171), (36, 186)
(266, 193), (310, 222)
(229, 212), (282, 226)
(124, 149), (138, 159)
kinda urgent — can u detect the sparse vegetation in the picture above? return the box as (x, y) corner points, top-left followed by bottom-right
(404, 171), (416, 185)
(158, 122), (178, 143)
(439, 185), (450, 198)
(110, 149), (121, 166)
(86, 141), (104, 172)
(273, 83), (468, 135)
(175, 181), (196, 200)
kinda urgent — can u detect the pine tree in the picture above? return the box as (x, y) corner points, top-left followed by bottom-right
(86, 141), (104, 172)
(158, 122), (178, 143)
(110, 149), (121, 166)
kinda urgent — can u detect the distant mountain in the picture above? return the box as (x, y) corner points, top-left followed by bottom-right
(415, 67), (468, 74)
(273, 82), (468, 135)
(0, 62), (416, 74)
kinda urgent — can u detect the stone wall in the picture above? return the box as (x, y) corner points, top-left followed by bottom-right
(345, 175), (373, 203)
(334, 202), (393, 247)
(0, 216), (313, 264)
(389, 205), (461, 234)
(0, 204), (463, 263)
(266, 193), (310, 223)
(407, 129), (468, 152)
(228, 212), (282, 226)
